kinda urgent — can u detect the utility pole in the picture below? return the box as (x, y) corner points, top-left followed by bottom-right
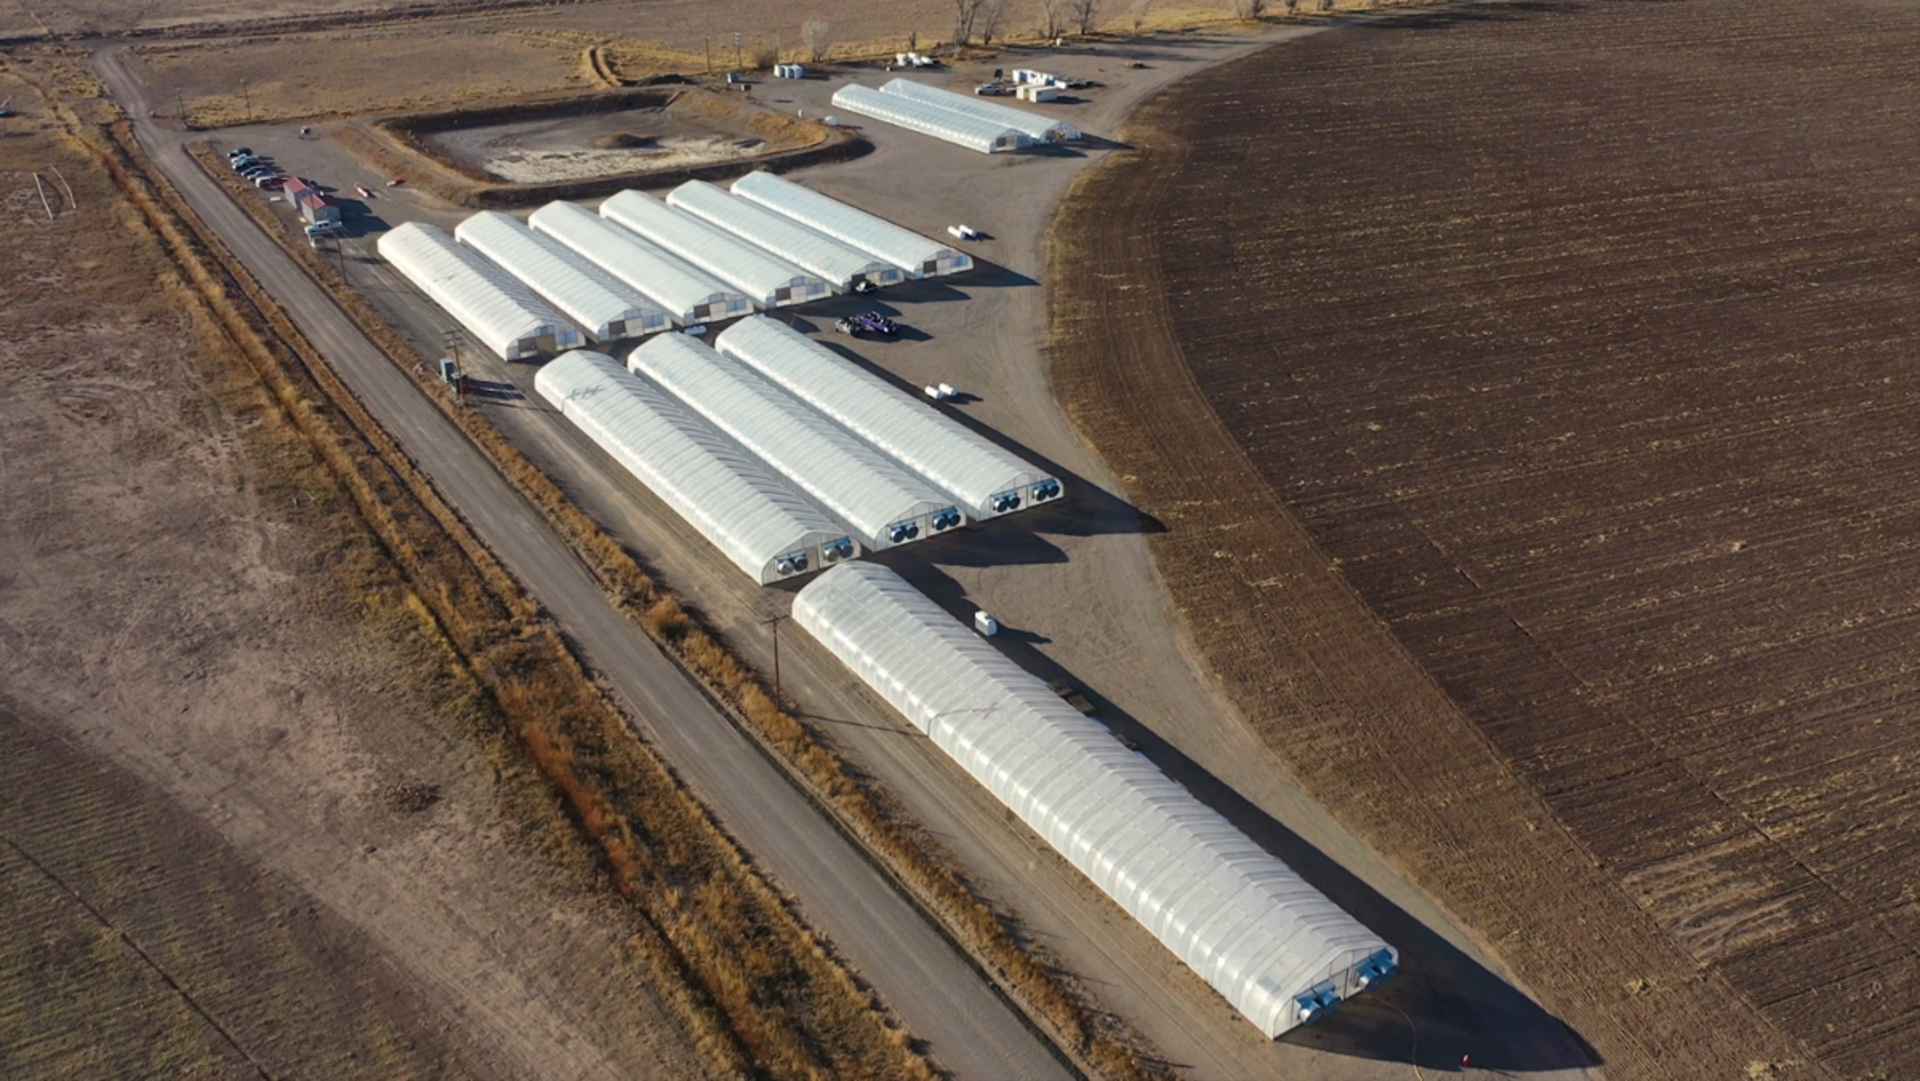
(733, 32), (743, 72)
(440, 328), (468, 403)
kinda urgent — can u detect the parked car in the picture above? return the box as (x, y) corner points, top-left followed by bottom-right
(948, 224), (981, 240)
(226, 146), (253, 159)
(386, 177), (405, 187)
(974, 82), (1011, 96)
(354, 184), (373, 198)
(851, 311), (898, 336)
(254, 174), (285, 188)
(303, 220), (344, 237)
(231, 156), (263, 171)
(240, 164), (273, 177)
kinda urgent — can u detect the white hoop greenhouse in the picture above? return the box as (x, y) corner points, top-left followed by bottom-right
(666, 180), (904, 294)
(716, 318), (1060, 518)
(455, 211), (668, 343)
(880, 78), (1082, 143)
(731, 171), (972, 280)
(601, 191), (831, 310)
(628, 332), (963, 550)
(535, 350), (855, 583)
(792, 562), (1399, 1038)
(830, 84), (1029, 154)
(528, 200), (751, 328)
(378, 221), (580, 360)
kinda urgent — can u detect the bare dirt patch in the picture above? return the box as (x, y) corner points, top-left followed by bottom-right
(441, 117), (762, 182)
(392, 88), (828, 186)
(1051, 2), (1920, 1079)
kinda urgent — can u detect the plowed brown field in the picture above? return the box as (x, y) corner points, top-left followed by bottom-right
(1052, 2), (1920, 1078)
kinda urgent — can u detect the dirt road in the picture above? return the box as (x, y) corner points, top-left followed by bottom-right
(90, 44), (1068, 1081)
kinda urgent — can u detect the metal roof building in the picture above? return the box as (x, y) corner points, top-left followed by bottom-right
(731, 171), (972, 280)
(716, 318), (1061, 518)
(880, 78), (1082, 143)
(792, 562), (1400, 1038)
(830, 84), (1029, 155)
(528, 201), (751, 328)
(601, 191), (831, 311)
(377, 221), (580, 361)
(665, 180), (905, 294)
(535, 350), (856, 584)
(455, 211), (669, 343)
(628, 333), (962, 550)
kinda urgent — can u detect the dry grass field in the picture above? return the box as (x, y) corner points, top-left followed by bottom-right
(1053, 1), (1920, 1078)
(108, 0), (1396, 128)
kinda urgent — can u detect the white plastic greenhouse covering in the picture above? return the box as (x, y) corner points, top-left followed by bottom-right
(716, 318), (1061, 518)
(830, 84), (1030, 155)
(731, 171), (972, 280)
(535, 351), (856, 584)
(792, 562), (1399, 1038)
(601, 191), (831, 310)
(377, 221), (580, 360)
(628, 333), (963, 550)
(455, 211), (668, 343)
(528, 201), (751, 328)
(665, 180), (905, 294)
(880, 78), (1083, 143)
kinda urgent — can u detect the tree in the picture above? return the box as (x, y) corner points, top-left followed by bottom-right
(979, 0), (1010, 45)
(801, 19), (832, 62)
(1039, 0), (1067, 40)
(1068, 0), (1099, 35)
(952, 0), (986, 45)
